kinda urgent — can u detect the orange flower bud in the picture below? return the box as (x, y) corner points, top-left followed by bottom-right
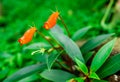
(18, 27), (37, 45)
(44, 11), (59, 30)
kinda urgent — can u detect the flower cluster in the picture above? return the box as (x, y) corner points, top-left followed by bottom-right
(18, 11), (59, 45)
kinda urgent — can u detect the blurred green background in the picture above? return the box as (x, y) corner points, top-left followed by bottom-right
(0, 0), (120, 81)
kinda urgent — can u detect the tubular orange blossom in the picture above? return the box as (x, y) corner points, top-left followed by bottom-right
(18, 27), (37, 45)
(44, 11), (59, 30)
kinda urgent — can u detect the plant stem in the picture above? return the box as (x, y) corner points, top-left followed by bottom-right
(59, 15), (71, 37)
(85, 78), (90, 82)
(56, 60), (71, 72)
(37, 31), (55, 48)
(101, 0), (114, 29)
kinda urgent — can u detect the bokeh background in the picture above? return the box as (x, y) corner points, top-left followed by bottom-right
(0, 0), (120, 81)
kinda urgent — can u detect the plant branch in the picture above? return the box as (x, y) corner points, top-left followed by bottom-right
(37, 31), (55, 48)
(56, 60), (71, 72)
(59, 15), (71, 37)
(101, 0), (114, 29)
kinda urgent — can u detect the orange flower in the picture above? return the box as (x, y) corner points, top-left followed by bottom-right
(18, 27), (37, 45)
(44, 11), (59, 30)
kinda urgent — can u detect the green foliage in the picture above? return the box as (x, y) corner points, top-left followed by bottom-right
(1, 0), (120, 81)
(74, 77), (85, 82)
(97, 53), (120, 78)
(32, 53), (47, 62)
(40, 69), (76, 82)
(90, 38), (116, 72)
(84, 51), (94, 63)
(50, 25), (85, 63)
(72, 26), (91, 41)
(75, 58), (88, 75)
(23, 42), (51, 50)
(67, 77), (85, 82)
(81, 34), (114, 54)
(89, 72), (100, 80)
(3, 64), (46, 82)
(18, 74), (40, 82)
(0, 68), (9, 80)
(46, 51), (63, 70)
(92, 79), (108, 82)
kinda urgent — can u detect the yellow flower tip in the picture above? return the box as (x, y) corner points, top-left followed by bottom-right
(18, 38), (23, 46)
(32, 27), (37, 31)
(44, 22), (50, 30)
(56, 11), (60, 15)
(43, 11), (59, 30)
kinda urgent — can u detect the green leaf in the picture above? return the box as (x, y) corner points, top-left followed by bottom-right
(23, 42), (51, 50)
(47, 51), (63, 70)
(50, 25), (85, 63)
(72, 26), (91, 41)
(74, 77), (85, 82)
(92, 79), (108, 82)
(16, 53), (22, 67)
(97, 53), (120, 78)
(89, 72), (100, 80)
(93, 0), (107, 9)
(75, 58), (88, 75)
(40, 69), (75, 82)
(90, 38), (116, 72)
(51, 24), (64, 34)
(32, 53), (47, 62)
(81, 34), (114, 54)
(18, 74), (39, 82)
(67, 77), (85, 82)
(3, 64), (46, 82)
(0, 68), (9, 79)
(84, 51), (94, 63)
(0, 52), (12, 59)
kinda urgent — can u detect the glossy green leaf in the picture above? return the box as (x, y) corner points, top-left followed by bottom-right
(81, 34), (114, 54)
(47, 51), (63, 70)
(72, 26), (91, 41)
(93, 0), (107, 9)
(92, 79), (108, 82)
(16, 53), (22, 67)
(97, 54), (120, 78)
(89, 72), (100, 80)
(32, 53), (47, 62)
(67, 77), (85, 82)
(3, 64), (46, 82)
(40, 69), (75, 82)
(18, 74), (39, 82)
(0, 68), (9, 79)
(51, 24), (64, 34)
(90, 38), (116, 72)
(50, 25), (85, 63)
(75, 58), (88, 75)
(74, 77), (85, 82)
(0, 52), (12, 59)
(84, 51), (94, 63)
(23, 42), (51, 50)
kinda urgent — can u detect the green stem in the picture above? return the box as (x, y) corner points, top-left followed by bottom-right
(59, 15), (71, 37)
(37, 31), (55, 48)
(101, 0), (114, 29)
